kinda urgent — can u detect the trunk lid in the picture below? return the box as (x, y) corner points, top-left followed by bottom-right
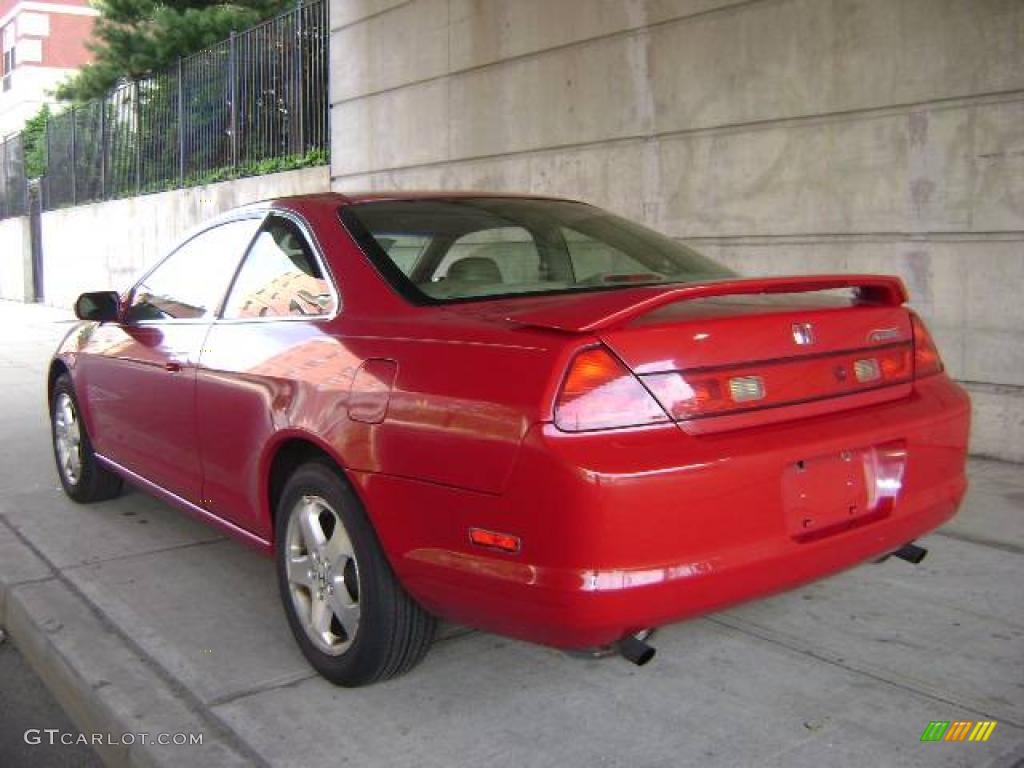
(453, 275), (915, 433)
(601, 295), (912, 373)
(602, 295), (914, 433)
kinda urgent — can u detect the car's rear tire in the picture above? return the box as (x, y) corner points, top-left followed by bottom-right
(275, 460), (436, 686)
(50, 373), (123, 503)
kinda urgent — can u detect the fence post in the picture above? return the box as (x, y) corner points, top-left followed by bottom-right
(177, 57), (185, 186)
(69, 105), (77, 205)
(229, 30), (238, 169)
(134, 80), (142, 192)
(295, 0), (305, 155)
(1, 138), (6, 219)
(21, 136), (29, 215)
(44, 115), (51, 209)
(99, 99), (107, 199)
(28, 179), (44, 301)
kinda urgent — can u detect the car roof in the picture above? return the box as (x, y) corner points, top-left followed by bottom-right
(232, 190), (582, 213)
(332, 190), (580, 204)
(199, 191), (588, 237)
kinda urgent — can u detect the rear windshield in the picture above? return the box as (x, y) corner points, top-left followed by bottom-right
(339, 198), (735, 303)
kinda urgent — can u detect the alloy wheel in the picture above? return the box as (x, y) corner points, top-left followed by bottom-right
(53, 392), (82, 485)
(284, 494), (361, 655)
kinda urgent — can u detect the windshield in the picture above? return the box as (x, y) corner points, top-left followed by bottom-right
(339, 198), (735, 303)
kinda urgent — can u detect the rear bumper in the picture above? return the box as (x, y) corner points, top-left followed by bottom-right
(356, 374), (970, 649)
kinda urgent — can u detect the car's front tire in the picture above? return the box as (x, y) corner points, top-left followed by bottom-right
(275, 460), (436, 686)
(50, 373), (123, 503)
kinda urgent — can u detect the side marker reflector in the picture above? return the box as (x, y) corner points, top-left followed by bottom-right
(469, 527), (521, 554)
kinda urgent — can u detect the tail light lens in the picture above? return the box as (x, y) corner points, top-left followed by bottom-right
(554, 347), (669, 432)
(910, 313), (943, 378)
(643, 344), (915, 422)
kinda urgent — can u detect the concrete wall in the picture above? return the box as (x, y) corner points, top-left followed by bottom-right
(0, 215), (32, 301)
(330, 0), (1024, 462)
(39, 166), (330, 309)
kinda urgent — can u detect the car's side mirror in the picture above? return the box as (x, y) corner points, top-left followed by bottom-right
(74, 291), (121, 323)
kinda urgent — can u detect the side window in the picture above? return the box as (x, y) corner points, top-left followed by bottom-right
(562, 227), (649, 282)
(222, 216), (336, 319)
(127, 219), (260, 322)
(432, 227), (540, 284)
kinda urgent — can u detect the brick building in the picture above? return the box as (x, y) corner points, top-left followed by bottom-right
(0, 0), (97, 137)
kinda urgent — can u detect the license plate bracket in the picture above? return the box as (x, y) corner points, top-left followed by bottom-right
(783, 449), (871, 539)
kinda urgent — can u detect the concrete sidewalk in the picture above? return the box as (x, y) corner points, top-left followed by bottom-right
(1, 299), (1022, 767)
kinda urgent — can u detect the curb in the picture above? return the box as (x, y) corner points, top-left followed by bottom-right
(0, 520), (257, 768)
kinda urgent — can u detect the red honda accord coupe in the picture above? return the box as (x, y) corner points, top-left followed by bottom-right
(49, 193), (970, 685)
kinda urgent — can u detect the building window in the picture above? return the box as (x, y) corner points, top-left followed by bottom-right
(2, 22), (14, 81)
(17, 12), (50, 38)
(2, 48), (14, 91)
(16, 39), (42, 64)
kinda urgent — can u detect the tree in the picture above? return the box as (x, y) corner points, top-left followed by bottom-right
(57, 0), (292, 102)
(21, 104), (51, 178)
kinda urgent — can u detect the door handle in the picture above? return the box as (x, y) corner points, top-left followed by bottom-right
(164, 361), (182, 373)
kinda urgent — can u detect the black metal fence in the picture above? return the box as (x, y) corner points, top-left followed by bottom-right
(0, 134), (27, 219)
(2, 0), (328, 217)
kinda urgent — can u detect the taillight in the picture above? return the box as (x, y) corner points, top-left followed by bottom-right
(910, 313), (943, 378)
(554, 347), (669, 432)
(643, 344), (915, 421)
(644, 373), (734, 419)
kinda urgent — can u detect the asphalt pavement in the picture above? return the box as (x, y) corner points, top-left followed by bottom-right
(0, 638), (103, 767)
(0, 299), (1022, 768)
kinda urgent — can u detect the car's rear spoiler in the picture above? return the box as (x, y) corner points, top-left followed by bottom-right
(505, 275), (909, 333)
